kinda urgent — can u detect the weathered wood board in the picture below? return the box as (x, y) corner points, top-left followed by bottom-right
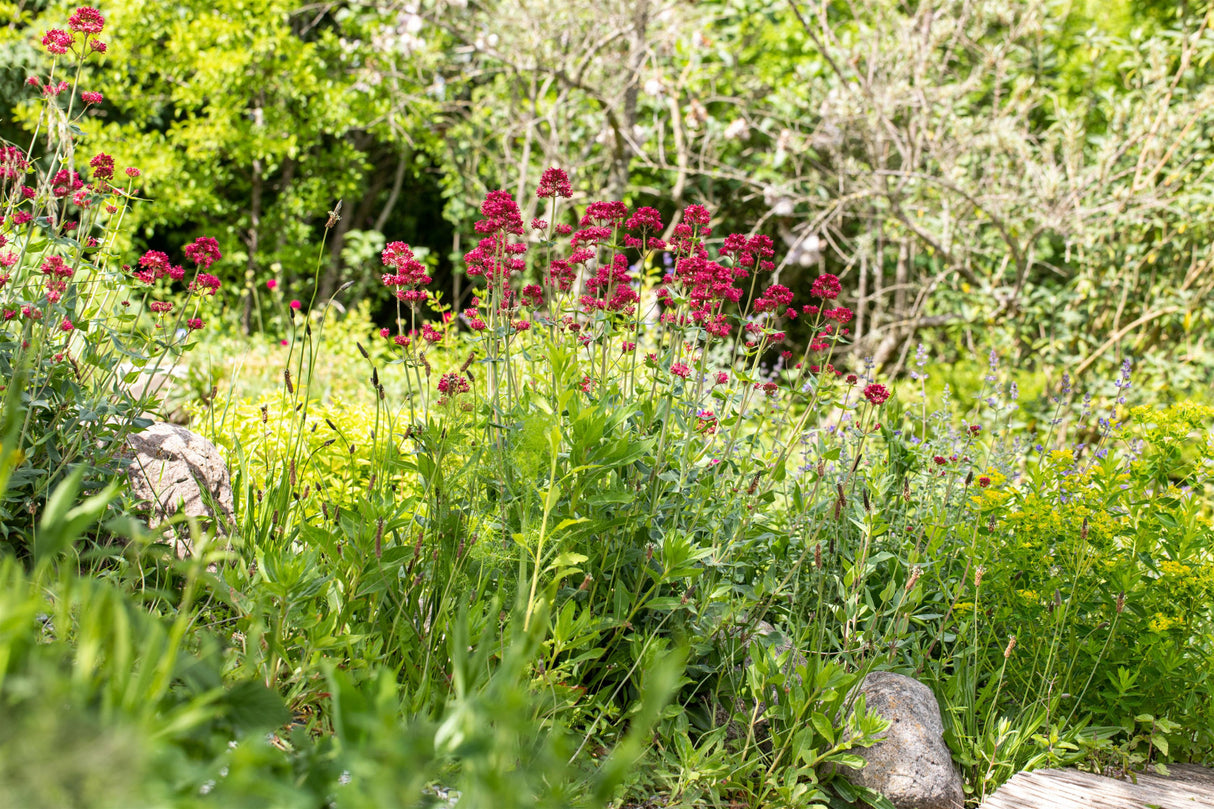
(981, 765), (1214, 808)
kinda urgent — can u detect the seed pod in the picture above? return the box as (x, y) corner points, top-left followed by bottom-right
(284, 368), (294, 394)
(372, 367), (379, 388)
(289, 459), (297, 488)
(1004, 636), (1017, 658)
(862, 487), (871, 512)
(905, 566), (922, 592)
(325, 418), (338, 431)
(814, 542), (822, 569)
(974, 565), (985, 588)
(1080, 517), (1089, 542)
(357, 342), (369, 359)
(1116, 591), (1126, 614)
(419, 351), (431, 377)
(374, 517), (384, 559)
(260, 405), (268, 425)
(322, 501), (329, 521)
(747, 471), (761, 495)
(965, 469), (974, 487)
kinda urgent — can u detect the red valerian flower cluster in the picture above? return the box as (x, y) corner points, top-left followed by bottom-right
(536, 167), (573, 199)
(810, 274), (842, 300)
(184, 236), (222, 270)
(465, 191), (527, 309)
(69, 6), (105, 34)
(89, 152), (113, 181)
(582, 253), (639, 313)
(0, 146), (28, 183)
(437, 372), (471, 395)
(381, 241), (432, 304)
(41, 255), (74, 302)
(120, 239), (222, 328)
(863, 383), (891, 406)
(42, 29), (75, 55)
(41, 8), (106, 56)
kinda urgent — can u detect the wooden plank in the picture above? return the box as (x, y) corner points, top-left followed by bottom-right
(982, 766), (1214, 809)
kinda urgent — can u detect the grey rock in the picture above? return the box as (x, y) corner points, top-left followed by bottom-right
(842, 672), (964, 809)
(125, 423), (234, 557)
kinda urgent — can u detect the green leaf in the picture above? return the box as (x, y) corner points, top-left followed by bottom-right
(224, 679), (292, 731)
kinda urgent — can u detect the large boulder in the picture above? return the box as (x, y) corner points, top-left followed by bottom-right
(842, 672), (964, 809)
(125, 423), (234, 557)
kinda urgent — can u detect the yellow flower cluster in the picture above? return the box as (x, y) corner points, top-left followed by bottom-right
(1149, 613), (1184, 633)
(1129, 401), (1214, 444)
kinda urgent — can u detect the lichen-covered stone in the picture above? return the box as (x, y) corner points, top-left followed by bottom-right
(842, 671), (964, 809)
(125, 423), (233, 557)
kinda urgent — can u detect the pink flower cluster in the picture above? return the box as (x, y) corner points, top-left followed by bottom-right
(464, 191), (527, 308)
(437, 372), (470, 395)
(582, 254), (639, 314)
(382, 241), (432, 304)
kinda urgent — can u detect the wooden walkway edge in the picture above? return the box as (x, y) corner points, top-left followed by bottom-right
(981, 764), (1214, 808)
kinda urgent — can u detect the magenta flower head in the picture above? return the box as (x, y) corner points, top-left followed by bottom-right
(626, 206), (663, 233)
(41, 29), (74, 55)
(190, 273), (221, 295)
(187, 318), (204, 331)
(863, 383), (890, 406)
(89, 152), (114, 181)
(0, 146), (28, 181)
(580, 201), (628, 227)
(810, 274), (842, 300)
(266, 279), (277, 290)
(184, 236), (222, 269)
(280, 338), (288, 346)
(124, 166), (140, 178)
(89, 40), (106, 53)
(475, 191), (524, 235)
(69, 7), (105, 34)
(536, 167), (572, 199)
(59, 317), (74, 332)
(683, 204), (711, 227)
(81, 91), (103, 105)
(290, 299), (301, 310)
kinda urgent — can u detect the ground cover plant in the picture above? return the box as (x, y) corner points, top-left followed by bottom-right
(1, 7), (1213, 809)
